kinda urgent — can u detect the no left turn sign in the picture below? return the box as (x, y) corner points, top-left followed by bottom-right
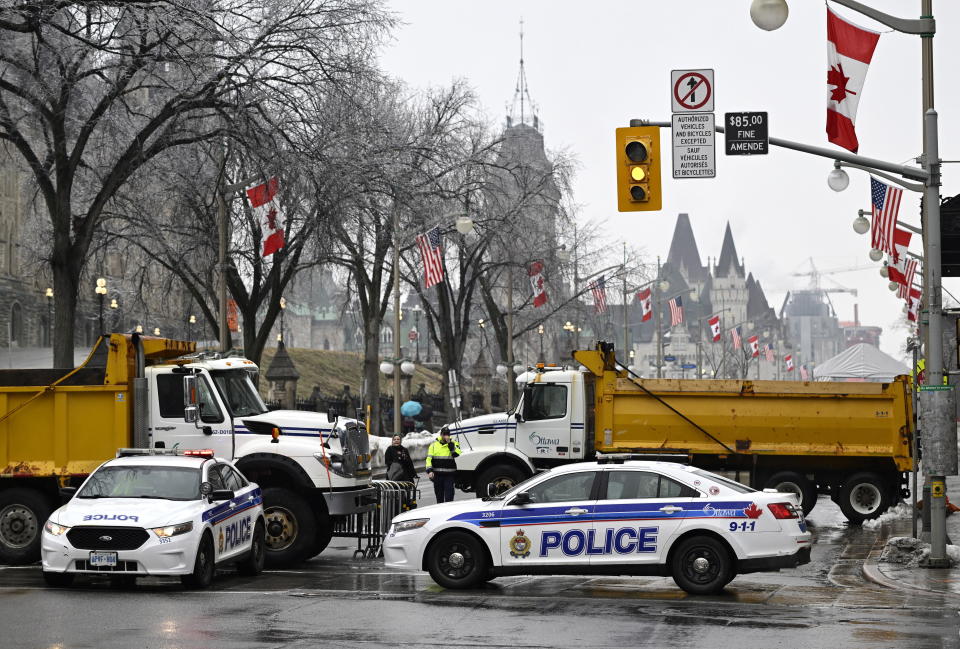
(671, 69), (714, 113)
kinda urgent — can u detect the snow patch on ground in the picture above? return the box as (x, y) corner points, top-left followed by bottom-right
(880, 536), (960, 568)
(863, 502), (914, 529)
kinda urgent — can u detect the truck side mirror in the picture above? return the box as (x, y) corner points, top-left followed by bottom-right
(327, 408), (337, 423)
(183, 375), (200, 424)
(521, 385), (534, 421)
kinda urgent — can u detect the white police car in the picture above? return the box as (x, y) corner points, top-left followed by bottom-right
(383, 460), (812, 595)
(41, 449), (265, 588)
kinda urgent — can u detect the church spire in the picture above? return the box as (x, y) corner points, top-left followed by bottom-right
(507, 18), (540, 131)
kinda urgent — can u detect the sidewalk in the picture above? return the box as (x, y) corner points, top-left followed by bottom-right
(862, 473), (960, 600)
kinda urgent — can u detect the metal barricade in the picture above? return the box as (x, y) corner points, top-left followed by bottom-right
(331, 479), (419, 559)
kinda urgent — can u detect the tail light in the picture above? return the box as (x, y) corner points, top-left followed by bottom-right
(767, 502), (799, 519)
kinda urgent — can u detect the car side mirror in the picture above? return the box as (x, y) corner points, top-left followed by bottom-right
(209, 489), (234, 502)
(59, 486), (77, 503)
(510, 491), (533, 506)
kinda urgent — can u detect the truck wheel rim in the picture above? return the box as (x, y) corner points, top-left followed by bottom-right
(489, 477), (517, 495)
(774, 481), (803, 501)
(264, 506), (298, 551)
(0, 504), (38, 549)
(850, 483), (881, 515)
(439, 542), (474, 579)
(681, 545), (721, 585)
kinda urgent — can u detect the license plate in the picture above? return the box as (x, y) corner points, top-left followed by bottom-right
(89, 551), (117, 567)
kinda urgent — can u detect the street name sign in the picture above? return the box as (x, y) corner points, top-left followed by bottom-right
(672, 113), (716, 179)
(671, 69), (714, 113)
(724, 112), (769, 155)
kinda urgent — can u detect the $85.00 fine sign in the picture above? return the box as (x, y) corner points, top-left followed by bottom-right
(724, 112), (768, 156)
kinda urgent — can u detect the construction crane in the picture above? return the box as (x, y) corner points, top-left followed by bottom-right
(792, 258), (873, 293)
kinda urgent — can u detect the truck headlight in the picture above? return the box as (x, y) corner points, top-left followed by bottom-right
(151, 521), (194, 538)
(391, 518), (429, 533)
(44, 520), (70, 536)
(314, 452), (345, 476)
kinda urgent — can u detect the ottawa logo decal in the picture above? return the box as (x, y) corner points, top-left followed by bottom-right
(743, 503), (763, 519)
(508, 529), (531, 558)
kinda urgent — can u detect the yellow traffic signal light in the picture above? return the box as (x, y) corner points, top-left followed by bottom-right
(616, 126), (662, 212)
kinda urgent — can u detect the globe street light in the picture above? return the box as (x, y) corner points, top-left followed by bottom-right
(95, 278), (107, 337)
(827, 166), (850, 192)
(750, 0), (789, 31)
(110, 298), (119, 333)
(853, 214), (870, 235)
(455, 216), (474, 235)
(44, 287), (53, 348)
(880, 264), (889, 278)
(868, 248), (884, 262)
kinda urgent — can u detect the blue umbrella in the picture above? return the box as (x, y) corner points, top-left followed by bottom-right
(400, 400), (423, 417)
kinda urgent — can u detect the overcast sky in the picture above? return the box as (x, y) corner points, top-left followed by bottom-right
(380, 0), (960, 361)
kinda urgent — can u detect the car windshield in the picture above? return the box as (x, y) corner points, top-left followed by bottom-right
(211, 369), (268, 417)
(691, 469), (756, 494)
(77, 466), (201, 501)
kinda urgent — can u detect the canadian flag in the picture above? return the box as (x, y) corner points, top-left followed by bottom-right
(907, 288), (922, 322)
(826, 8), (880, 153)
(748, 335), (760, 358)
(637, 288), (653, 322)
(528, 261), (548, 308)
(891, 228), (912, 265)
(247, 177), (285, 257)
(785, 355), (795, 372)
(708, 315), (721, 342)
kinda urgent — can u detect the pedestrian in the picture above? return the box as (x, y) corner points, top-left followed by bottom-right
(426, 429), (460, 503)
(385, 435), (416, 482)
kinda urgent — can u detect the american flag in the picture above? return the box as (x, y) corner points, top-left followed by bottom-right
(668, 296), (684, 326)
(590, 276), (607, 314)
(897, 258), (919, 299)
(731, 326), (743, 350)
(871, 177), (902, 257)
(415, 226), (445, 288)
(765, 343), (775, 363)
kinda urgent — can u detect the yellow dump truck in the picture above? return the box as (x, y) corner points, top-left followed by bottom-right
(447, 342), (913, 524)
(0, 334), (373, 565)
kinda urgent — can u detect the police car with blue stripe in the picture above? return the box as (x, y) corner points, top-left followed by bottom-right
(384, 458), (812, 594)
(41, 449), (265, 589)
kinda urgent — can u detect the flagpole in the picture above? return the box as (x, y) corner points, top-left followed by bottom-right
(393, 209), (401, 435)
(507, 265), (515, 408)
(655, 256), (662, 379)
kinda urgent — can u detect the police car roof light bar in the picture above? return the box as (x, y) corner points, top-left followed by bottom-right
(116, 448), (215, 458)
(595, 452), (690, 464)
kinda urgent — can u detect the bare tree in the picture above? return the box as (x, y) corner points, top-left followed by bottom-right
(0, 0), (391, 366)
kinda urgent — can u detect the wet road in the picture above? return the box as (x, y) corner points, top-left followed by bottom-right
(2, 495), (958, 649)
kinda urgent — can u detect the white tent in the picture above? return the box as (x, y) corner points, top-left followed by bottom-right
(813, 343), (910, 382)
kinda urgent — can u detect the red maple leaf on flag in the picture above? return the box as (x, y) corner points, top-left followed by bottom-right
(743, 503), (763, 519)
(828, 63), (856, 103)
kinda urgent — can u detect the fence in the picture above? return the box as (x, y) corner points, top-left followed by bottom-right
(331, 480), (419, 559)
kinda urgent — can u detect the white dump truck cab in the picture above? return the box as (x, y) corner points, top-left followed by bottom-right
(147, 353), (373, 565)
(448, 365), (588, 495)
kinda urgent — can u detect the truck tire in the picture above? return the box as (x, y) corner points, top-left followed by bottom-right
(475, 465), (528, 498)
(0, 488), (52, 565)
(838, 472), (890, 524)
(304, 510), (333, 560)
(426, 530), (489, 589)
(670, 535), (733, 595)
(262, 486), (317, 567)
(764, 471), (817, 515)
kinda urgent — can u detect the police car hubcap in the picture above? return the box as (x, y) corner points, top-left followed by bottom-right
(692, 557), (711, 573)
(448, 552), (465, 569)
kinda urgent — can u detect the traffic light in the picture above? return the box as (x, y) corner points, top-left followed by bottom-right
(616, 126), (662, 212)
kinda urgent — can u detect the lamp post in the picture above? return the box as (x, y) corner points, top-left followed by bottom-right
(279, 296), (286, 344)
(110, 298), (119, 334)
(751, 0), (953, 564)
(411, 305), (421, 362)
(44, 288), (53, 348)
(188, 314), (196, 341)
(537, 324), (545, 362)
(95, 278), (107, 337)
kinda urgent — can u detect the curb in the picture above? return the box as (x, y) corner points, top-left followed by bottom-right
(861, 520), (960, 602)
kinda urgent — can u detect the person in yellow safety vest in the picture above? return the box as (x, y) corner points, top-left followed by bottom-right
(426, 429), (461, 503)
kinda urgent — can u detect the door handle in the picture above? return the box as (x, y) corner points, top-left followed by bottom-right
(228, 502), (237, 509)
(659, 505), (683, 514)
(565, 507), (589, 515)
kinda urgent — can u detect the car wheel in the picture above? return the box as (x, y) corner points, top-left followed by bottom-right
(838, 472), (890, 524)
(670, 535), (732, 595)
(475, 465), (528, 498)
(0, 488), (52, 565)
(181, 533), (215, 589)
(426, 531), (488, 589)
(764, 471), (818, 515)
(42, 571), (74, 588)
(238, 519), (266, 576)
(262, 487), (317, 567)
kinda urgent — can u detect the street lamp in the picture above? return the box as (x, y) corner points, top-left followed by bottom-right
(411, 304), (422, 362)
(852, 212), (870, 235)
(749, 0), (788, 31)
(827, 165), (850, 192)
(187, 314), (196, 341)
(153, 327), (160, 336)
(880, 264), (889, 278)
(455, 216), (475, 235)
(95, 278), (107, 337)
(279, 296), (286, 344)
(537, 323), (545, 362)
(868, 248), (884, 262)
(44, 288), (53, 348)
(110, 298), (119, 334)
